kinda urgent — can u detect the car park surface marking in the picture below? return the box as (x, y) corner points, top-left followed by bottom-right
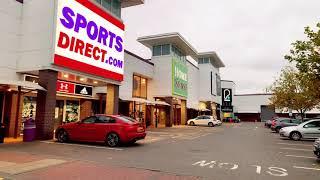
(192, 160), (289, 177)
(277, 143), (314, 147)
(285, 155), (316, 159)
(280, 147), (311, 152)
(41, 141), (124, 151)
(293, 166), (320, 171)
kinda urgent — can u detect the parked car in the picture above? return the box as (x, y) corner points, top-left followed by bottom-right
(271, 118), (302, 133)
(265, 117), (279, 128)
(279, 119), (320, 141)
(223, 117), (241, 123)
(314, 138), (320, 159)
(187, 115), (221, 127)
(55, 115), (146, 147)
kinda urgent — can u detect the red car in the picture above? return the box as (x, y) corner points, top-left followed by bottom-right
(55, 115), (146, 147)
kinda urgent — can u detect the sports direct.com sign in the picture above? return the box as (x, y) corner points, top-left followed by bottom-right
(54, 0), (125, 81)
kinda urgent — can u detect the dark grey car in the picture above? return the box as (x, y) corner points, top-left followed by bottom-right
(271, 118), (302, 133)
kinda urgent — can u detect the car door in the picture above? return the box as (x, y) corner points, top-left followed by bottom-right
(75, 116), (97, 141)
(302, 120), (320, 139)
(194, 116), (203, 125)
(202, 116), (211, 126)
(94, 116), (116, 142)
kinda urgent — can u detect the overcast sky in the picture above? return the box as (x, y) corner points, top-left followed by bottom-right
(122, 0), (320, 94)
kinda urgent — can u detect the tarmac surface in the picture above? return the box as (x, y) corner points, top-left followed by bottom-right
(0, 123), (319, 180)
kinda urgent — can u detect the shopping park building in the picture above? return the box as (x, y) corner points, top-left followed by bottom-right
(0, 0), (229, 140)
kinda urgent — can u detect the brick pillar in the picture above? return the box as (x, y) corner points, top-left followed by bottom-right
(7, 92), (23, 137)
(164, 97), (173, 127)
(106, 84), (119, 115)
(80, 99), (92, 120)
(35, 70), (58, 140)
(181, 100), (187, 125)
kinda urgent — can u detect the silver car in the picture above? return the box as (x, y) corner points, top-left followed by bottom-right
(279, 119), (320, 141)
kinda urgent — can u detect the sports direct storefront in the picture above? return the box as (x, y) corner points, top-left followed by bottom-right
(54, 0), (125, 81)
(19, 0), (126, 140)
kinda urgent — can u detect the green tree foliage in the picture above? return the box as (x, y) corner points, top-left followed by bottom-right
(269, 67), (319, 120)
(285, 23), (320, 99)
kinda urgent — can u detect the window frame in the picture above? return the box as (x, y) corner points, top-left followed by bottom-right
(132, 75), (148, 99)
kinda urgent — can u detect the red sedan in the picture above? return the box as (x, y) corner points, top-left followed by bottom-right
(55, 115), (146, 147)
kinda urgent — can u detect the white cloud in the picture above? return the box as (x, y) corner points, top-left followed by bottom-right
(122, 0), (320, 94)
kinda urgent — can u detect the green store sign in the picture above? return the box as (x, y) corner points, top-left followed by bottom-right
(172, 58), (188, 97)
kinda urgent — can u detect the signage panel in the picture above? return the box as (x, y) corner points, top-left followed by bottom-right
(75, 84), (93, 96)
(54, 0), (125, 81)
(56, 81), (75, 94)
(172, 58), (188, 97)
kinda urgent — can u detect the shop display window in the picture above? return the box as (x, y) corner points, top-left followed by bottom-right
(65, 100), (80, 123)
(133, 75), (147, 99)
(23, 96), (37, 119)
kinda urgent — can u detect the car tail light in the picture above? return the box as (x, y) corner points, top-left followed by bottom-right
(137, 127), (144, 133)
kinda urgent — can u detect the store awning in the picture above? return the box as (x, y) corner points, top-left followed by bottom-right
(0, 80), (46, 91)
(120, 97), (170, 106)
(199, 108), (211, 112)
(152, 101), (170, 106)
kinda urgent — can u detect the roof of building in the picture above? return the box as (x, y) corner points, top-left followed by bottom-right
(235, 93), (273, 96)
(124, 49), (154, 66)
(137, 32), (198, 60)
(221, 80), (235, 83)
(198, 51), (225, 68)
(122, 0), (144, 8)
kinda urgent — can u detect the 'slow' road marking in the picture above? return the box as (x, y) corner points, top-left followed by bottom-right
(280, 147), (310, 152)
(285, 155), (316, 159)
(41, 141), (123, 151)
(293, 166), (320, 171)
(277, 143), (313, 147)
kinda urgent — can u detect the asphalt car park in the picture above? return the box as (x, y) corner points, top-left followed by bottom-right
(0, 123), (319, 180)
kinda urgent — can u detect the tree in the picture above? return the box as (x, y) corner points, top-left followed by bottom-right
(269, 67), (319, 121)
(284, 23), (320, 99)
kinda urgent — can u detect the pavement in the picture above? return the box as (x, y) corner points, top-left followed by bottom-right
(0, 122), (319, 180)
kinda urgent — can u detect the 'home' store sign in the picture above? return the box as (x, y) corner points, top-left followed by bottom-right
(54, 0), (125, 81)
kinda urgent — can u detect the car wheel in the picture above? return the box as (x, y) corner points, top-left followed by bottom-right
(275, 127), (281, 133)
(290, 132), (302, 141)
(208, 122), (214, 127)
(106, 133), (120, 147)
(57, 129), (69, 143)
(189, 121), (195, 126)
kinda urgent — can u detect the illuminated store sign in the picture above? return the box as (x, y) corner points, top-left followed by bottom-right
(54, 0), (125, 81)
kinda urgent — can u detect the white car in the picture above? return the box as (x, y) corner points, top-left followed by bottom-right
(279, 119), (320, 141)
(187, 115), (222, 127)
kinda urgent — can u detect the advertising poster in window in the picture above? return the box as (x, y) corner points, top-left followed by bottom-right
(172, 58), (188, 97)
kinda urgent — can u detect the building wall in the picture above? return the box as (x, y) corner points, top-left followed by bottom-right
(17, 0), (56, 72)
(119, 52), (154, 100)
(186, 61), (199, 109)
(0, 0), (22, 80)
(198, 64), (219, 103)
(234, 94), (272, 113)
(149, 55), (173, 97)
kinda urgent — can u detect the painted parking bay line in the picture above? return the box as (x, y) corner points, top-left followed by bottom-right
(41, 141), (123, 151)
(293, 166), (320, 171)
(285, 155), (316, 159)
(280, 147), (310, 152)
(277, 143), (313, 147)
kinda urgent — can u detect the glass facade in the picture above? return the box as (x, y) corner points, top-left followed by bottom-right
(133, 75), (147, 99)
(94, 0), (121, 18)
(152, 44), (170, 56)
(172, 45), (186, 63)
(198, 57), (210, 64)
